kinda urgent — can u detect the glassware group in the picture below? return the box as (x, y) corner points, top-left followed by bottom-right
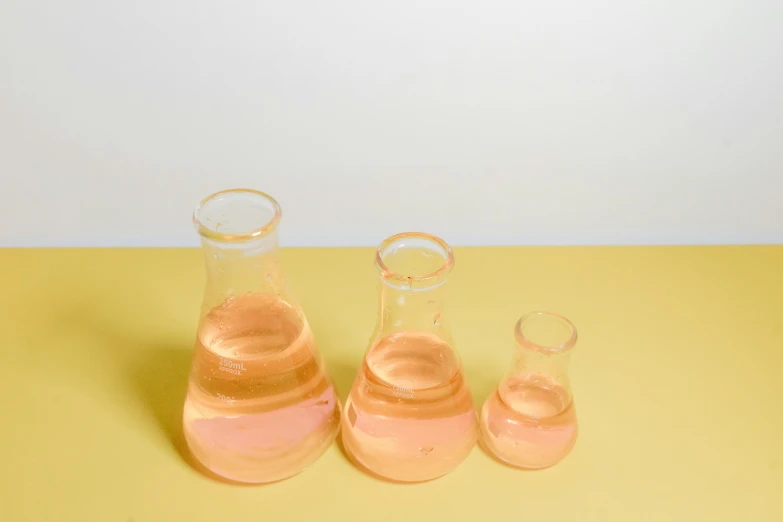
(182, 189), (579, 484)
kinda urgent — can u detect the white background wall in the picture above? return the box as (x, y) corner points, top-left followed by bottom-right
(2, 1), (782, 247)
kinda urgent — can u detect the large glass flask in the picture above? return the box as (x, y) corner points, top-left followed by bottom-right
(183, 189), (340, 484)
(342, 232), (478, 482)
(480, 312), (578, 469)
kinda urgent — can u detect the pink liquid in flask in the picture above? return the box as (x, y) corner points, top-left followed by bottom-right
(343, 331), (477, 482)
(480, 312), (579, 469)
(481, 374), (577, 468)
(183, 293), (340, 483)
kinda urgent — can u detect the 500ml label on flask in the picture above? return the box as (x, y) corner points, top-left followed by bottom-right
(219, 357), (246, 375)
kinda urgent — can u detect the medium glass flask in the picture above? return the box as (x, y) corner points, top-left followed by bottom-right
(480, 312), (578, 469)
(182, 189), (340, 484)
(342, 232), (478, 482)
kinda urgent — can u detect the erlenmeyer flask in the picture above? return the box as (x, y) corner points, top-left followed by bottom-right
(182, 189), (340, 484)
(342, 232), (478, 482)
(480, 312), (578, 469)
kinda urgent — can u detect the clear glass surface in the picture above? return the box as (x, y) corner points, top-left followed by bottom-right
(342, 232), (478, 482)
(183, 189), (340, 483)
(480, 312), (578, 469)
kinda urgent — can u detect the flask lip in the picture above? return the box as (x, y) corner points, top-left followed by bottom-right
(515, 312), (578, 353)
(375, 232), (454, 288)
(193, 188), (282, 242)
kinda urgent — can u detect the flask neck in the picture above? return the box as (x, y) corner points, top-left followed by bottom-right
(507, 312), (578, 395)
(511, 347), (573, 382)
(193, 189), (288, 314)
(375, 279), (452, 343)
(371, 232), (456, 346)
(200, 231), (288, 313)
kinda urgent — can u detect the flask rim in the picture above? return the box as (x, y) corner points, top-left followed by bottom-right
(193, 188), (282, 242)
(375, 232), (454, 287)
(515, 311), (577, 353)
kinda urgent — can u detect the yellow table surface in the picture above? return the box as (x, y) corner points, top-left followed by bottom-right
(1, 247), (782, 521)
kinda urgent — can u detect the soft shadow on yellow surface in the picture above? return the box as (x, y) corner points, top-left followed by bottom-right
(299, 304), (364, 404)
(324, 359), (358, 404)
(464, 365), (501, 409)
(29, 250), (211, 478)
(128, 345), (192, 462)
(73, 309), (200, 474)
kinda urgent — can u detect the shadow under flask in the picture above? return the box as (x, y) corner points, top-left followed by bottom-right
(182, 189), (340, 484)
(342, 232), (478, 482)
(480, 312), (578, 469)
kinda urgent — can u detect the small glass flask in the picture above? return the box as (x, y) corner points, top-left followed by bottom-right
(342, 232), (478, 482)
(182, 189), (340, 484)
(480, 312), (578, 469)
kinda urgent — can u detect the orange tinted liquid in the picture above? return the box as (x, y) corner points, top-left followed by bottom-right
(480, 375), (577, 468)
(183, 294), (340, 483)
(342, 331), (477, 482)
